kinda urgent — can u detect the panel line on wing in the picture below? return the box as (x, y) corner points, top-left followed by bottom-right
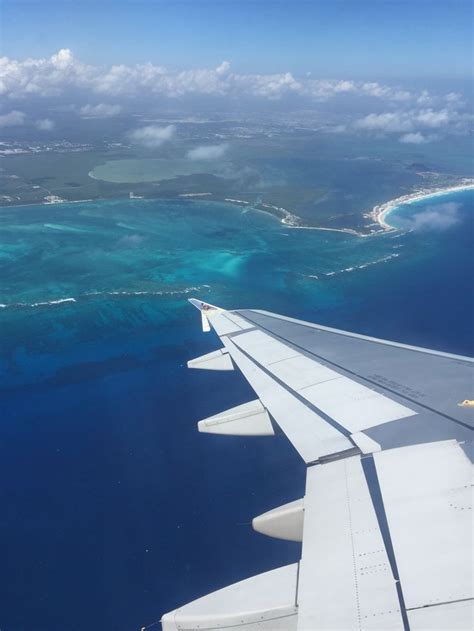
(246, 309), (474, 363)
(361, 455), (410, 631)
(222, 336), (353, 462)
(297, 375), (344, 391)
(266, 354), (301, 367)
(227, 336), (355, 440)
(406, 597), (474, 611)
(298, 456), (405, 629)
(230, 329), (415, 433)
(373, 440), (473, 609)
(238, 311), (473, 432)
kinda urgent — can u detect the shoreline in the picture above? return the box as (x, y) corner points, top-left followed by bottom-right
(370, 181), (474, 231)
(2, 181), (473, 238)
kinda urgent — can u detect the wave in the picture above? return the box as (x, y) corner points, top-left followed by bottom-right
(85, 285), (210, 298)
(304, 253), (401, 281)
(0, 285), (211, 311)
(0, 297), (77, 309)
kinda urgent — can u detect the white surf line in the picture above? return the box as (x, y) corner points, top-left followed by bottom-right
(371, 182), (474, 231)
(285, 224), (361, 235)
(179, 192), (213, 197)
(220, 197), (374, 237)
(0, 297), (77, 309)
(304, 252), (402, 282)
(0, 285), (212, 310)
(224, 198), (250, 204)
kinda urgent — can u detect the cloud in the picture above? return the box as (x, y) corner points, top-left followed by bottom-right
(238, 71), (302, 99)
(399, 132), (430, 144)
(415, 109), (451, 128)
(128, 124), (175, 148)
(0, 110), (26, 127)
(354, 107), (468, 137)
(50, 48), (74, 69)
(215, 60), (230, 75)
(355, 112), (413, 132)
(416, 90), (433, 106)
(35, 118), (55, 130)
(0, 49), (468, 111)
(186, 143), (229, 160)
(0, 49), (91, 98)
(80, 103), (122, 117)
(360, 82), (411, 101)
(402, 202), (462, 232)
(445, 92), (463, 104)
(323, 124), (347, 134)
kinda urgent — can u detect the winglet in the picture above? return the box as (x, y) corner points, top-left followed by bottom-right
(188, 298), (222, 312)
(189, 298), (223, 332)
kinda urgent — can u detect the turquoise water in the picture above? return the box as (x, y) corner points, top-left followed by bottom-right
(0, 191), (472, 630)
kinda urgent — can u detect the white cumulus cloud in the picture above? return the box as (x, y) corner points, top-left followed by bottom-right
(355, 112), (413, 133)
(354, 107), (468, 137)
(399, 132), (431, 144)
(0, 110), (26, 127)
(80, 103), (122, 117)
(50, 48), (74, 69)
(186, 143), (229, 160)
(0, 48), (467, 111)
(404, 202), (462, 231)
(415, 108), (451, 128)
(445, 92), (463, 104)
(128, 124), (175, 148)
(215, 60), (230, 75)
(35, 118), (55, 131)
(360, 82), (411, 101)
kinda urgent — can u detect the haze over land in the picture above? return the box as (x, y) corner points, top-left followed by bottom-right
(1, 0), (472, 229)
(1, 47), (473, 235)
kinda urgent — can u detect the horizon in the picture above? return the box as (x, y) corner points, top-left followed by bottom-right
(1, 1), (472, 149)
(2, 0), (473, 80)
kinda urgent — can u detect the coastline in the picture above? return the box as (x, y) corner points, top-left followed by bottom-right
(2, 180), (473, 238)
(370, 181), (474, 231)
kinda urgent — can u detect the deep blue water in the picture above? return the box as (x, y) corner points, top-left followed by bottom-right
(0, 190), (472, 631)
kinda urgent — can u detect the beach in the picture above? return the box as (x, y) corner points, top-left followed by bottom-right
(371, 181), (474, 231)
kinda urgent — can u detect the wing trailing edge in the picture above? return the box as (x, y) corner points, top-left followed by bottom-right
(160, 300), (474, 631)
(197, 399), (275, 436)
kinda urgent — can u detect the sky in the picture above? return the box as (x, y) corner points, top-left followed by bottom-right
(1, 0), (473, 80)
(0, 0), (472, 147)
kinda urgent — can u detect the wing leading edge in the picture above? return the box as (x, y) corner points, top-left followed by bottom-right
(159, 300), (473, 631)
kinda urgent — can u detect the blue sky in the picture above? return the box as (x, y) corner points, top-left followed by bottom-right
(1, 0), (472, 148)
(2, 0), (472, 79)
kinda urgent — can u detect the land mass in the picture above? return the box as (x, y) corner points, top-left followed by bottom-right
(1, 120), (473, 236)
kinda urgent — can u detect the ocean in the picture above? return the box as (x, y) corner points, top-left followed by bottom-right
(0, 189), (472, 630)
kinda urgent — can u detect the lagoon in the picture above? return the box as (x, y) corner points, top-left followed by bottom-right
(89, 158), (224, 183)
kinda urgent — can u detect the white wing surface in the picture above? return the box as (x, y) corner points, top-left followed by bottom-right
(160, 300), (473, 631)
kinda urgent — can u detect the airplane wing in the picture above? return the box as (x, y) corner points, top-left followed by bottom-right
(161, 300), (473, 631)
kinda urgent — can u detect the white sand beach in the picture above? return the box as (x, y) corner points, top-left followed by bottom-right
(372, 181), (474, 230)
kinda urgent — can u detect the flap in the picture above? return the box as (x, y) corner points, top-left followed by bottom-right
(187, 349), (234, 371)
(161, 564), (298, 631)
(198, 399), (274, 436)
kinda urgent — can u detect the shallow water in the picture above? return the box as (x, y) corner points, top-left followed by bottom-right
(0, 191), (472, 630)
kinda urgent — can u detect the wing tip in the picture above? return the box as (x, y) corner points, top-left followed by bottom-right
(188, 298), (204, 311)
(188, 298), (222, 312)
